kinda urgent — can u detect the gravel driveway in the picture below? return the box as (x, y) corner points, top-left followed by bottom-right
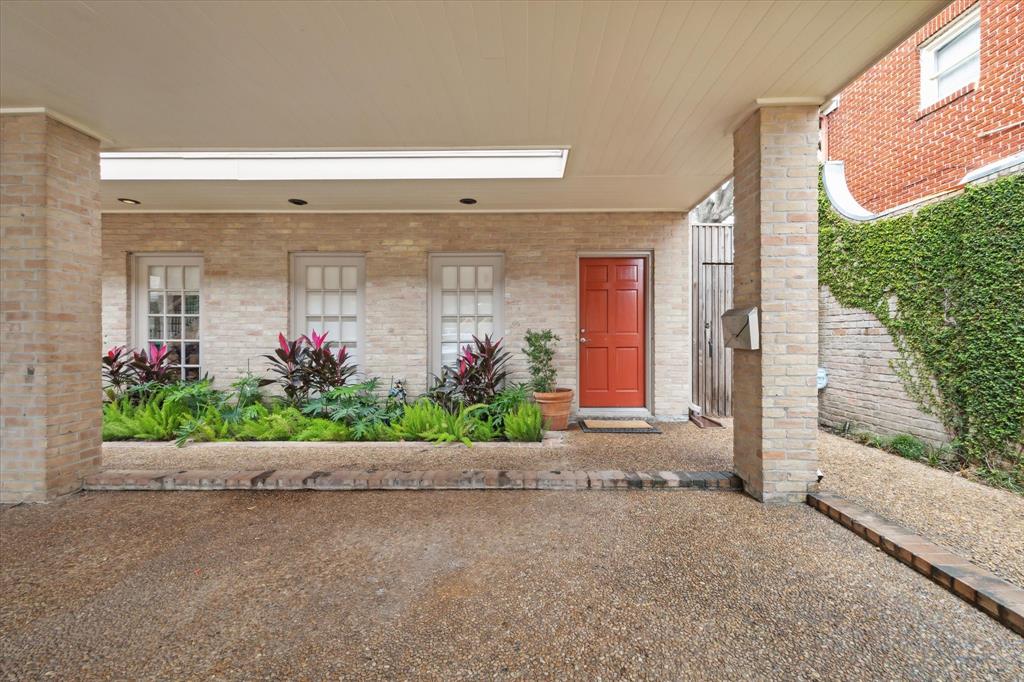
(103, 424), (1023, 589)
(1, 491), (1021, 680)
(816, 432), (1024, 588)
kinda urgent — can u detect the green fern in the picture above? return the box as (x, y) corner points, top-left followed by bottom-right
(174, 405), (233, 446)
(101, 399), (140, 440)
(504, 402), (544, 442)
(101, 390), (189, 441)
(293, 419), (352, 442)
(423, 404), (487, 446)
(360, 421), (401, 441)
(234, 406), (311, 441)
(131, 394), (190, 440)
(393, 399), (448, 440)
(469, 415), (499, 442)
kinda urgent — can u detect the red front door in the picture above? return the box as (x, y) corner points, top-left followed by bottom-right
(579, 257), (646, 407)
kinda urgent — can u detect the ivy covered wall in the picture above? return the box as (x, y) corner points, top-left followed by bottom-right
(819, 174), (1023, 479)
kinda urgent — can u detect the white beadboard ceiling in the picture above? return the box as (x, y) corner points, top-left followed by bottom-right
(0, 0), (944, 212)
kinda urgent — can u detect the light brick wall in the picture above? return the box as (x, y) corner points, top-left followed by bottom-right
(825, 0), (1023, 212)
(818, 286), (948, 445)
(101, 212), (691, 418)
(1, 113), (102, 503)
(732, 106), (819, 504)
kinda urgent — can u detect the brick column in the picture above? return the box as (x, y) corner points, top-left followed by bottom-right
(1, 113), (102, 502)
(731, 106), (819, 504)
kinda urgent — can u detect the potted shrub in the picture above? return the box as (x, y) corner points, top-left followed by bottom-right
(523, 329), (572, 431)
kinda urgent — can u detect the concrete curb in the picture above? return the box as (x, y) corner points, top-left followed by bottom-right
(84, 468), (741, 492)
(808, 491), (1024, 637)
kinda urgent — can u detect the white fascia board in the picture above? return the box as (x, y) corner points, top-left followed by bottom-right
(101, 149), (569, 181)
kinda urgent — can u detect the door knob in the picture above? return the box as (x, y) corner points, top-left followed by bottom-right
(580, 337), (588, 344)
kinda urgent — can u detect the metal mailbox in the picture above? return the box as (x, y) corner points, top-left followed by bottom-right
(721, 306), (759, 350)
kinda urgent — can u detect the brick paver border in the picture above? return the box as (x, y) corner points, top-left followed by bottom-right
(808, 492), (1024, 637)
(85, 469), (740, 493)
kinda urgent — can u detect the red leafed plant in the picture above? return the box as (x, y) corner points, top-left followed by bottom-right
(102, 345), (133, 394)
(262, 330), (357, 405)
(130, 343), (175, 384)
(428, 334), (510, 410)
(100, 343), (174, 401)
(261, 333), (310, 405)
(303, 330), (357, 395)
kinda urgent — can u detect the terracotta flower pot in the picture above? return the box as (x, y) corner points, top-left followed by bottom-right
(533, 388), (574, 431)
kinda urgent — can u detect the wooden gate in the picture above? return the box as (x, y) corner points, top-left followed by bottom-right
(691, 223), (733, 417)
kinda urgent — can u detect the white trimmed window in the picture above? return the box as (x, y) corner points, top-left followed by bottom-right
(920, 6), (980, 108)
(290, 254), (365, 365)
(429, 254), (504, 374)
(133, 254), (203, 380)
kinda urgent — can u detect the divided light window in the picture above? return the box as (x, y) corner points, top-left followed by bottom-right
(290, 254), (365, 365)
(133, 255), (203, 380)
(919, 6), (980, 108)
(429, 254), (504, 375)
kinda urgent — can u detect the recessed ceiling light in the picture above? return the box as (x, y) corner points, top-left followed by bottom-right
(459, 197), (477, 205)
(100, 148), (570, 181)
(117, 197), (141, 205)
(288, 198), (308, 206)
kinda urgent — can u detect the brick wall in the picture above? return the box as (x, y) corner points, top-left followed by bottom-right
(1, 113), (102, 503)
(814, 167), (1021, 447)
(732, 106), (820, 504)
(818, 287), (949, 445)
(825, 0), (1023, 212)
(101, 212), (691, 418)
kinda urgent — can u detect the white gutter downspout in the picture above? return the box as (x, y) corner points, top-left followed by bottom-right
(822, 160), (876, 221)
(823, 152), (1024, 222)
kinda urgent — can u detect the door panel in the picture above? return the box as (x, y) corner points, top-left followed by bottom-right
(585, 290), (608, 331)
(582, 347), (609, 390)
(614, 347), (640, 390)
(613, 290), (640, 333)
(579, 257), (646, 407)
(616, 264), (638, 282)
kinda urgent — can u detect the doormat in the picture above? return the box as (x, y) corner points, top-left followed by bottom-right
(579, 419), (661, 434)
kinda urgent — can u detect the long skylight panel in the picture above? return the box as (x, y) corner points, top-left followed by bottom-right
(100, 149), (569, 181)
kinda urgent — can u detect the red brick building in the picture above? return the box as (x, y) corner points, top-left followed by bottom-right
(823, 0), (1023, 212)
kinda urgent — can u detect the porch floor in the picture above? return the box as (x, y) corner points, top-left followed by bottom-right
(102, 421), (734, 474)
(100, 424), (1024, 588)
(2, 489), (1020, 678)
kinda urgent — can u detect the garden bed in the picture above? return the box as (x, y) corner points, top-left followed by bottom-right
(103, 334), (550, 447)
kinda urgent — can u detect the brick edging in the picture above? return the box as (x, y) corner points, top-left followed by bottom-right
(808, 492), (1024, 637)
(102, 431), (569, 450)
(84, 469), (740, 492)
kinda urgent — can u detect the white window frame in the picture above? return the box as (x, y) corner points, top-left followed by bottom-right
(131, 253), (204, 378)
(289, 253), (366, 366)
(428, 253), (505, 378)
(919, 5), (980, 109)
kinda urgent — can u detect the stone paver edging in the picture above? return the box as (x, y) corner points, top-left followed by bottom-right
(113, 431), (568, 450)
(808, 492), (1024, 637)
(85, 469), (740, 492)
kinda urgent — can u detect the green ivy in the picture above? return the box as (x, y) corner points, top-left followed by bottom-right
(819, 174), (1024, 477)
